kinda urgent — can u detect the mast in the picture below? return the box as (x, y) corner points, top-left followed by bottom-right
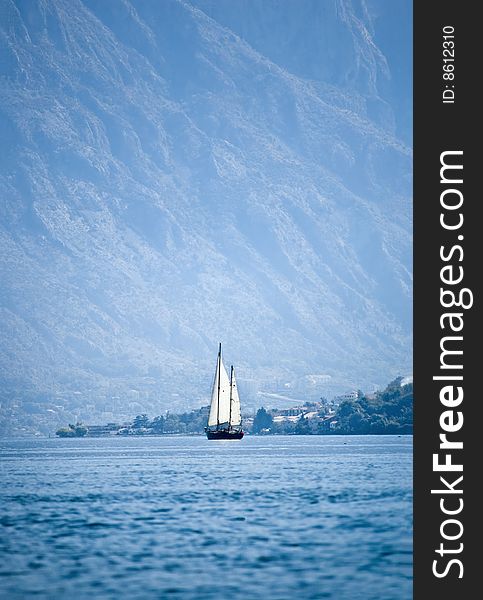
(229, 365), (233, 429)
(216, 342), (221, 429)
(207, 345), (230, 429)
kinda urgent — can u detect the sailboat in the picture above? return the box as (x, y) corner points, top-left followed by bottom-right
(205, 344), (244, 440)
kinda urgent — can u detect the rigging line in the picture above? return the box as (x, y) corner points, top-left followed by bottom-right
(216, 342), (221, 429)
(229, 365), (233, 430)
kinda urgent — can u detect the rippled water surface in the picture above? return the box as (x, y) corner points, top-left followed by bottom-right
(0, 436), (412, 599)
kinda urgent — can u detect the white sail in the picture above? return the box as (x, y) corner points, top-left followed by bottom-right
(229, 368), (242, 427)
(208, 351), (231, 427)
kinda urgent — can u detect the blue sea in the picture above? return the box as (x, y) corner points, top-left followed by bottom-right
(0, 436), (412, 599)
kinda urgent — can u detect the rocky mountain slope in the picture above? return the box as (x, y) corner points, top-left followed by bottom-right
(0, 0), (412, 434)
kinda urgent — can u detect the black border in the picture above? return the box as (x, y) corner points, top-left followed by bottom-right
(414, 1), (479, 596)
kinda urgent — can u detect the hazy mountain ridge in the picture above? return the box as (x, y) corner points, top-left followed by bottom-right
(0, 0), (412, 434)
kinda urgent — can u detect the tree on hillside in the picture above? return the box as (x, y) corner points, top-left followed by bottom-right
(132, 414), (150, 429)
(151, 415), (164, 434)
(56, 422), (87, 437)
(295, 415), (311, 435)
(252, 407), (273, 433)
(164, 412), (185, 433)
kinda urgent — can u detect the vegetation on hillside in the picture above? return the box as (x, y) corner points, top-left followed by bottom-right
(55, 423), (88, 437)
(333, 377), (413, 434)
(252, 407), (273, 433)
(54, 378), (413, 437)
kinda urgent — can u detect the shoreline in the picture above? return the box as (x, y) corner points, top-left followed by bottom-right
(1, 432), (414, 441)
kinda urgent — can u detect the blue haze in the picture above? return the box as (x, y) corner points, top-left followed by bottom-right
(0, 0), (412, 432)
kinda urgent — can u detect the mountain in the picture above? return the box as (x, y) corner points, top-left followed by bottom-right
(0, 0), (412, 435)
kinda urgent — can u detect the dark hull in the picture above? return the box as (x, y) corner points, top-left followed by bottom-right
(205, 429), (244, 440)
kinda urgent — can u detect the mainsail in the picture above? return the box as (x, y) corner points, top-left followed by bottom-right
(208, 346), (231, 427)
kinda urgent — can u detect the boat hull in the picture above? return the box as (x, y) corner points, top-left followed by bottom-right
(205, 429), (244, 440)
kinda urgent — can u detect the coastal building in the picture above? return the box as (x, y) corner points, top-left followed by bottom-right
(333, 390), (359, 404)
(85, 423), (121, 436)
(272, 414), (301, 424)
